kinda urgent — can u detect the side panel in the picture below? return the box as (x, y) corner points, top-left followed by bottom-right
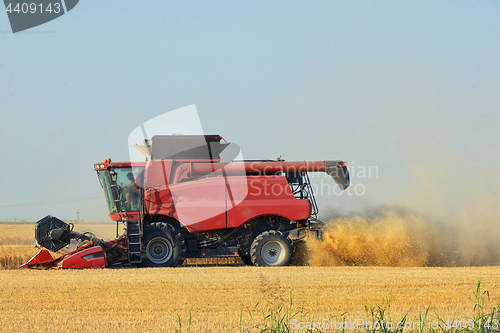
(144, 160), (173, 189)
(57, 246), (107, 268)
(146, 176), (227, 232)
(226, 176), (311, 228)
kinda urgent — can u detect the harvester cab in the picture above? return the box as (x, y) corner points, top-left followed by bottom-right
(22, 135), (350, 268)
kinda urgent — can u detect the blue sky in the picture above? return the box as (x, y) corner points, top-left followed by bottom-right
(0, 1), (499, 221)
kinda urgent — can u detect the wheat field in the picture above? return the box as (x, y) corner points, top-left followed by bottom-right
(0, 223), (38, 245)
(1, 223), (500, 332)
(0, 266), (499, 332)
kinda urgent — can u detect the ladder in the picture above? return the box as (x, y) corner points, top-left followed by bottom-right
(127, 220), (142, 263)
(127, 185), (146, 263)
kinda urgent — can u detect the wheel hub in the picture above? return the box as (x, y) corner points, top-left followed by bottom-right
(146, 237), (173, 264)
(261, 241), (285, 265)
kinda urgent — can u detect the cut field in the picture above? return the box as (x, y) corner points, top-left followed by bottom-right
(1, 223), (500, 332)
(1, 267), (500, 332)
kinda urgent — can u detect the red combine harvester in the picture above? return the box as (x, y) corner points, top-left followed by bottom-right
(22, 135), (349, 268)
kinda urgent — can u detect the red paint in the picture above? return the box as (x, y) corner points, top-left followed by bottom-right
(140, 160), (326, 232)
(57, 246), (107, 268)
(20, 242), (97, 269)
(19, 249), (54, 268)
(109, 212), (140, 222)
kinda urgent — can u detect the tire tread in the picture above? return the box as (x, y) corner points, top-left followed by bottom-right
(250, 230), (294, 267)
(143, 223), (186, 267)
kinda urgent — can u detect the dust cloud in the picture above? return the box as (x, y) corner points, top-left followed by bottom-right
(305, 210), (433, 267)
(302, 129), (500, 267)
(303, 200), (500, 267)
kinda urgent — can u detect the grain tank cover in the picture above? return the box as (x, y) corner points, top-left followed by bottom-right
(151, 135), (228, 160)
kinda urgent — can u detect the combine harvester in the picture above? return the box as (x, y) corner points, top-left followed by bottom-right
(21, 135), (349, 268)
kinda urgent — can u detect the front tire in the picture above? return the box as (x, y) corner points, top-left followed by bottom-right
(250, 230), (294, 266)
(140, 223), (186, 267)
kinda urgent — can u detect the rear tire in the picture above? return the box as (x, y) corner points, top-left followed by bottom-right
(250, 230), (294, 267)
(140, 223), (186, 267)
